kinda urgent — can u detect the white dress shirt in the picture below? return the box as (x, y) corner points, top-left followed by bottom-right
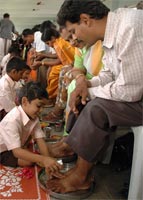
(88, 8), (143, 102)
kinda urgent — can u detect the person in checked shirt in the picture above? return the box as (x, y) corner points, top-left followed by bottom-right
(45, 0), (143, 194)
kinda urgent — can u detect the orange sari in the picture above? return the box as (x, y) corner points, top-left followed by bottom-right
(47, 37), (75, 99)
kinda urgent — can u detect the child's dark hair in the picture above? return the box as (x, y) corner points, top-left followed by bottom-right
(41, 27), (60, 43)
(40, 20), (57, 33)
(6, 57), (30, 73)
(18, 81), (48, 104)
(8, 45), (21, 56)
(22, 29), (34, 37)
(32, 24), (41, 32)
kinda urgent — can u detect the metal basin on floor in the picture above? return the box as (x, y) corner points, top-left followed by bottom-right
(38, 167), (95, 200)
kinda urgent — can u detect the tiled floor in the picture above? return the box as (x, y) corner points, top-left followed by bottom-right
(87, 163), (130, 200)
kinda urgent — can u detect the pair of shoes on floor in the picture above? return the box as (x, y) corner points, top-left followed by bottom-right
(42, 110), (63, 124)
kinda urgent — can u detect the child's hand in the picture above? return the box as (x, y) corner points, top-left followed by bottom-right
(43, 157), (64, 179)
(31, 61), (41, 70)
(35, 54), (45, 61)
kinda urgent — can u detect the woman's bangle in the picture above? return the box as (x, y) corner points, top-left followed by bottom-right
(75, 73), (85, 81)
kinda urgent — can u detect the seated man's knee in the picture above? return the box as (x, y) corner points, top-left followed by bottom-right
(84, 101), (108, 129)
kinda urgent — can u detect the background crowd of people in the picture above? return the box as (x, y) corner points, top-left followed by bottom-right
(0, 0), (143, 198)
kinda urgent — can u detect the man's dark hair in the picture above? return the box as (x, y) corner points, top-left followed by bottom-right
(6, 57), (30, 73)
(41, 28), (60, 42)
(3, 13), (10, 18)
(57, 0), (110, 26)
(22, 29), (34, 37)
(136, 1), (143, 9)
(18, 81), (48, 104)
(40, 20), (57, 33)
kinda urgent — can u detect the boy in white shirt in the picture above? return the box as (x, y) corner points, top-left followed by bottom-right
(0, 57), (30, 120)
(0, 44), (21, 76)
(0, 81), (63, 177)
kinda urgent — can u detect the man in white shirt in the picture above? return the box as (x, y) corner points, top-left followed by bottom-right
(45, 0), (143, 194)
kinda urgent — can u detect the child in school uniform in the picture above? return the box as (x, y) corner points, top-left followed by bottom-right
(0, 57), (30, 120)
(0, 81), (63, 177)
(0, 44), (21, 76)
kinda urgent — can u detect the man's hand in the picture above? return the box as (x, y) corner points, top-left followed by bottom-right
(69, 77), (88, 115)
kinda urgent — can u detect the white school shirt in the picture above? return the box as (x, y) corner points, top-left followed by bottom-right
(0, 53), (11, 75)
(0, 74), (16, 112)
(0, 105), (45, 153)
(88, 8), (143, 102)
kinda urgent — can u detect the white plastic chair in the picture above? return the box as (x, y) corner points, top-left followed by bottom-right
(101, 126), (143, 200)
(128, 126), (143, 200)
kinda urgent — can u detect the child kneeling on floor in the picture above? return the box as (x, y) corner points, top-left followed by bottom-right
(0, 81), (63, 177)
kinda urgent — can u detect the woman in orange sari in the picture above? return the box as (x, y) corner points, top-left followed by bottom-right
(31, 28), (75, 104)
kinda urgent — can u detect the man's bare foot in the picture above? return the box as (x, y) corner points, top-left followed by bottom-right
(48, 141), (74, 158)
(46, 165), (92, 193)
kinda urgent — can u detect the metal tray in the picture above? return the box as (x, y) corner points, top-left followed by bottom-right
(38, 168), (95, 200)
(60, 154), (77, 163)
